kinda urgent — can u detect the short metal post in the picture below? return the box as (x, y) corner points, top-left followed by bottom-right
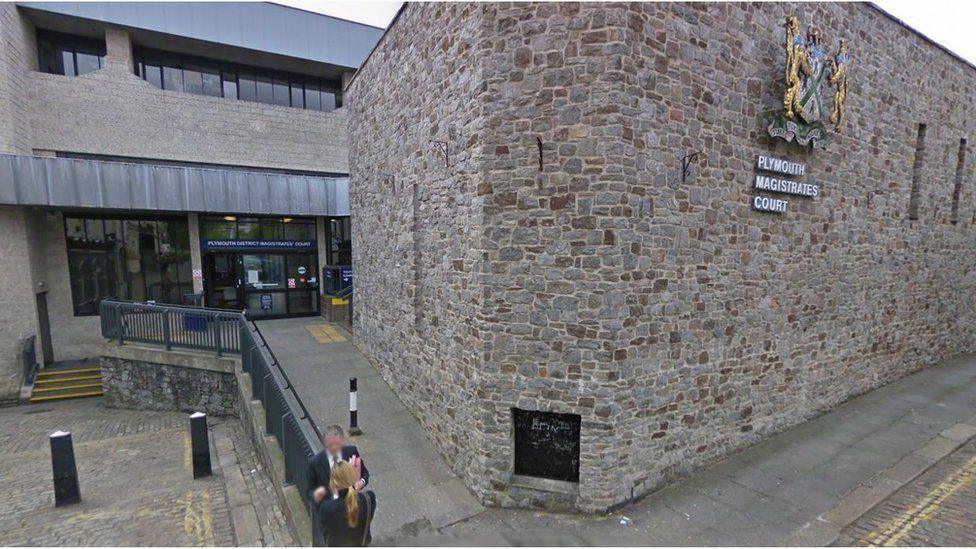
(50, 431), (80, 506)
(189, 412), (212, 478)
(349, 377), (361, 435)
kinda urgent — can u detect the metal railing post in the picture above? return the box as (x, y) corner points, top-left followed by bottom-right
(116, 305), (124, 346)
(213, 314), (223, 357)
(162, 308), (172, 350)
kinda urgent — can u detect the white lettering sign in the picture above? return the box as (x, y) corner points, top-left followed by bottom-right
(752, 195), (788, 213)
(754, 175), (820, 197)
(756, 155), (805, 177)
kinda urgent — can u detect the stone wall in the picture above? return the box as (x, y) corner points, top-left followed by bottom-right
(349, 2), (976, 512)
(347, 2), (490, 500)
(101, 345), (239, 416)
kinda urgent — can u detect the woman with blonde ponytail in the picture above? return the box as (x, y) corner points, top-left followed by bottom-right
(319, 460), (376, 546)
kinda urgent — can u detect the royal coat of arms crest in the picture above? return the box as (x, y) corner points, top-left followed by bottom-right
(768, 16), (849, 150)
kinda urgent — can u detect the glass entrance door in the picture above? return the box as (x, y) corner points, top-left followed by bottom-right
(242, 253), (287, 317)
(205, 252), (242, 310)
(204, 250), (320, 318)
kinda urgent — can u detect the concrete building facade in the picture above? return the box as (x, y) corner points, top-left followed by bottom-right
(348, 3), (976, 511)
(0, 2), (381, 402)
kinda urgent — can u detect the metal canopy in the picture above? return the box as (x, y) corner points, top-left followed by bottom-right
(0, 153), (349, 216)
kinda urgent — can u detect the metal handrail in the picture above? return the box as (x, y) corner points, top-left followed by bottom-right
(248, 320), (324, 441)
(99, 298), (324, 519)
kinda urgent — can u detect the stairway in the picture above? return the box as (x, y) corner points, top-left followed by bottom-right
(29, 363), (104, 403)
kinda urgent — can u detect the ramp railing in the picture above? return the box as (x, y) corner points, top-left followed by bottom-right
(99, 299), (323, 525)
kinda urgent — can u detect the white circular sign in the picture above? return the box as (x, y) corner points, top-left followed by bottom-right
(297, 266), (307, 275)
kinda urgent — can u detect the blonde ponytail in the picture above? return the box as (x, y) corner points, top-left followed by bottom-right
(344, 486), (360, 528)
(328, 461), (361, 528)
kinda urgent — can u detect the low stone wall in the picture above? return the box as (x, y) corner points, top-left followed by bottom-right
(100, 344), (239, 416)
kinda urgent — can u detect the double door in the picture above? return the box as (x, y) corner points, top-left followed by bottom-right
(204, 251), (319, 318)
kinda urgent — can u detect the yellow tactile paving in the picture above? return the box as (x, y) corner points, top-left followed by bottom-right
(305, 324), (347, 344)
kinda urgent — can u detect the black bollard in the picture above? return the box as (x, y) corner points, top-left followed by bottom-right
(189, 412), (212, 478)
(50, 430), (80, 506)
(348, 377), (361, 435)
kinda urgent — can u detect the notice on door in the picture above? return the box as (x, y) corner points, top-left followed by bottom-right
(260, 294), (273, 310)
(287, 278), (296, 289)
(247, 270), (260, 284)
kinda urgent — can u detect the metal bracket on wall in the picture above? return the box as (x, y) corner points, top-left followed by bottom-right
(680, 151), (706, 183)
(537, 137), (544, 171)
(431, 141), (451, 169)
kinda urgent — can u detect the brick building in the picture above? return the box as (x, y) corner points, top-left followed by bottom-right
(0, 3), (381, 403)
(348, 3), (976, 511)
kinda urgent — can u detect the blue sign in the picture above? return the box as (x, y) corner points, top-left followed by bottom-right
(325, 266), (353, 293)
(202, 239), (314, 251)
(260, 294), (273, 310)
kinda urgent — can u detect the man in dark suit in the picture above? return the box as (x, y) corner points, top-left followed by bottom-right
(308, 424), (370, 546)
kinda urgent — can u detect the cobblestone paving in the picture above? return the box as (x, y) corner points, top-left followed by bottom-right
(0, 399), (292, 546)
(836, 437), (976, 546)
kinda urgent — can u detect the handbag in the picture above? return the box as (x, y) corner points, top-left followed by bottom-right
(360, 491), (373, 547)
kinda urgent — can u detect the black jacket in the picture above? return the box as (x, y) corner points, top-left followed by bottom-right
(307, 445), (370, 502)
(320, 489), (376, 546)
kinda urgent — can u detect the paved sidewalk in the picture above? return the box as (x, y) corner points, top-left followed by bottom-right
(256, 317), (484, 541)
(390, 354), (976, 546)
(0, 399), (291, 546)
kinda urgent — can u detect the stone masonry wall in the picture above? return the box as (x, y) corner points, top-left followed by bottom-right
(347, 2), (491, 500)
(101, 353), (239, 416)
(355, 2), (976, 512)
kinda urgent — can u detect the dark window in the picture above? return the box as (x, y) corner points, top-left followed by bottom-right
(132, 46), (342, 111)
(321, 90), (338, 112)
(260, 218), (282, 239)
(236, 218), (261, 239)
(951, 138), (968, 224)
(64, 215), (192, 315)
(290, 83), (305, 110)
(36, 29), (105, 77)
(272, 79), (290, 107)
(326, 217), (351, 265)
(238, 73), (257, 102)
(305, 83), (321, 111)
(163, 65), (183, 92)
(201, 216), (316, 242)
(283, 218), (315, 240)
(512, 409), (581, 483)
(201, 69), (221, 97)
(182, 66), (204, 95)
(256, 75), (274, 104)
(142, 62), (162, 88)
(221, 70), (238, 99)
(909, 124), (927, 220)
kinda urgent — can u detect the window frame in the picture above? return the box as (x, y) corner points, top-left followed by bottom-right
(132, 45), (343, 111)
(63, 213), (193, 316)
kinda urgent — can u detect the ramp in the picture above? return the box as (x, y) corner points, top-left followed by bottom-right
(256, 317), (484, 540)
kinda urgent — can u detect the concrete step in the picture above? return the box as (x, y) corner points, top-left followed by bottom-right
(30, 390), (104, 403)
(36, 367), (101, 377)
(31, 382), (103, 394)
(34, 374), (102, 384)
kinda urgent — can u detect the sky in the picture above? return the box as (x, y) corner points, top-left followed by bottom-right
(279, 0), (976, 66)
